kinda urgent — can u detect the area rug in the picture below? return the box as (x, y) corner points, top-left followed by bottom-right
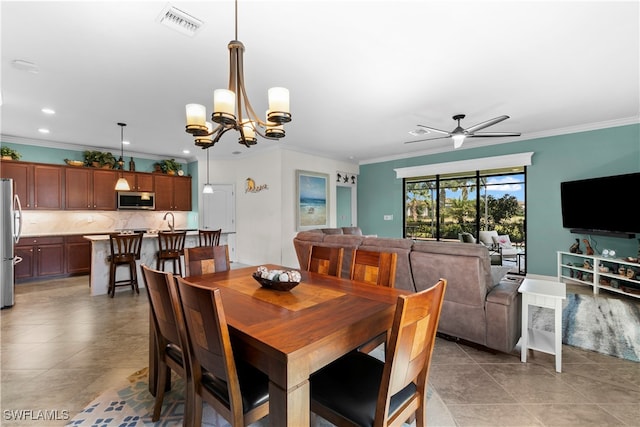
(67, 367), (448, 426)
(530, 292), (640, 362)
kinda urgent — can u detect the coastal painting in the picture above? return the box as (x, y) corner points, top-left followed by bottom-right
(296, 170), (329, 231)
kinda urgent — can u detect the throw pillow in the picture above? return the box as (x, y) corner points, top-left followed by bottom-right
(492, 234), (513, 249)
(460, 233), (476, 243)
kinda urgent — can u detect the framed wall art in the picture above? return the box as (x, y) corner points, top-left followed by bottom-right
(296, 170), (329, 231)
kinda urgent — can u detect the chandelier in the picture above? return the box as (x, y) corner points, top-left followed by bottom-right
(184, 0), (291, 149)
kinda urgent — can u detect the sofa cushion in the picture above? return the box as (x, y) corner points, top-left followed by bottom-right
(341, 227), (363, 236)
(321, 228), (344, 235)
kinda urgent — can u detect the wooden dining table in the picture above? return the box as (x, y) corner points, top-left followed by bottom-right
(148, 264), (409, 426)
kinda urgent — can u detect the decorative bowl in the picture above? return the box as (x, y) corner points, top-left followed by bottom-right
(65, 159), (84, 167)
(252, 273), (300, 291)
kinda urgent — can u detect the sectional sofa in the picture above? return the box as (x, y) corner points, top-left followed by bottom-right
(293, 227), (522, 354)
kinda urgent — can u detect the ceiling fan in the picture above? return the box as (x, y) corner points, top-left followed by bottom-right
(405, 114), (522, 149)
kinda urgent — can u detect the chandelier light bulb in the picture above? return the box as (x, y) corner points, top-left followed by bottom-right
(212, 89), (236, 125)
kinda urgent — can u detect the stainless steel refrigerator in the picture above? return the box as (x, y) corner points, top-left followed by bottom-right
(1, 178), (23, 309)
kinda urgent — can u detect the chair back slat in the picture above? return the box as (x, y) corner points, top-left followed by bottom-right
(376, 279), (447, 424)
(307, 245), (344, 277)
(141, 265), (182, 347)
(174, 277), (240, 401)
(109, 232), (143, 260)
(351, 249), (398, 287)
(158, 231), (186, 253)
(199, 229), (222, 246)
(184, 245), (231, 276)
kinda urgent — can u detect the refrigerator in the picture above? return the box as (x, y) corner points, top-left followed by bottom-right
(1, 178), (23, 309)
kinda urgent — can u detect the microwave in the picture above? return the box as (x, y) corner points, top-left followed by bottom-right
(117, 192), (156, 210)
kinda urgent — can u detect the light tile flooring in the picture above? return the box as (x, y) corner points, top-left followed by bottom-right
(1, 276), (639, 426)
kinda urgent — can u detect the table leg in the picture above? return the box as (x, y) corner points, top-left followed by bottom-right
(520, 297), (528, 363)
(554, 299), (562, 373)
(268, 379), (310, 427)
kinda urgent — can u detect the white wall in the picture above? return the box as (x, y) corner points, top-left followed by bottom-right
(201, 146), (358, 269)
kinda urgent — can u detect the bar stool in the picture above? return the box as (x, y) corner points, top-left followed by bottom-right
(198, 229), (221, 246)
(156, 231), (186, 276)
(107, 232), (143, 298)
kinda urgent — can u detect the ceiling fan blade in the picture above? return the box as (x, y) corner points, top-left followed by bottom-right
(467, 132), (522, 138)
(416, 124), (451, 135)
(404, 135), (452, 144)
(465, 115), (510, 133)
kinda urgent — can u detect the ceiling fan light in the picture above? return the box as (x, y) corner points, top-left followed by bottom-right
(452, 134), (465, 149)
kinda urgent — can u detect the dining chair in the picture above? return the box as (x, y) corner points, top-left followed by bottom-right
(199, 228), (222, 247)
(350, 249), (398, 288)
(140, 264), (188, 423)
(172, 277), (270, 426)
(184, 245), (230, 276)
(310, 278), (447, 427)
(156, 231), (186, 276)
(307, 245), (344, 277)
(107, 231), (143, 297)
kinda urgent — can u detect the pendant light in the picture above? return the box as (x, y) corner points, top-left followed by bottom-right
(114, 123), (131, 191)
(202, 147), (213, 194)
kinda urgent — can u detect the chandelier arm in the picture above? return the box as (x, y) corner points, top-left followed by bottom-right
(212, 126), (236, 143)
(236, 48), (269, 128)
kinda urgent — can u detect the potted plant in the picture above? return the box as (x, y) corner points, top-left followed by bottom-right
(83, 150), (116, 168)
(155, 159), (182, 175)
(1, 146), (21, 160)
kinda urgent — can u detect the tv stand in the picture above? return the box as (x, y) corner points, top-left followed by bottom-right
(557, 251), (640, 299)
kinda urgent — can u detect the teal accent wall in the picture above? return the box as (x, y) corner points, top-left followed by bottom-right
(358, 124), (640, 277)
(1, 141), (200, 211)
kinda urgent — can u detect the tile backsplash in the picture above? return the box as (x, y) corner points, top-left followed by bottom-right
(20, 210), (198, 236)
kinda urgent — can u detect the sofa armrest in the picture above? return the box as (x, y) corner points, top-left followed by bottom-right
(485, 281), (521, 353)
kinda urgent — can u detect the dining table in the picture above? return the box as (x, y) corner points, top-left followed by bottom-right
(148, 264), (409, 427)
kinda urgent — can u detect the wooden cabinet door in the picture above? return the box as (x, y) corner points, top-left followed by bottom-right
(1, 161), (32, 208)
(14, 245), (35, 280)
(65, 168), (92, 209)
(136, 173), (154, 192)
(173, 176), (192, 210)
(65, 236), (91, 274)
(37, 244), (65, 276)
(92, 169), (118, 210)
(33, 165), (63, 209)
(153, 175), (174, 211)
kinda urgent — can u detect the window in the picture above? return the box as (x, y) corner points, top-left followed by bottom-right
(404, 167), (525, 246)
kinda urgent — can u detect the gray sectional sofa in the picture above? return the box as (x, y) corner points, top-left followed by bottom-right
(293, 227), (522, 353)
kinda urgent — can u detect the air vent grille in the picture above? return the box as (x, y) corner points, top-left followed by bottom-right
(157, 4), (203, 37)
(408, 128), (429, 136)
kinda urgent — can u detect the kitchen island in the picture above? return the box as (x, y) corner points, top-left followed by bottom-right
(84, 231), (201, 296)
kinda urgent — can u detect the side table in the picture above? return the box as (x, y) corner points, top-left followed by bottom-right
(518, 278), (566, 372)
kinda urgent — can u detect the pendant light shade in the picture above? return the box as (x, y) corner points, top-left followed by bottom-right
(115, 123), (131, 191)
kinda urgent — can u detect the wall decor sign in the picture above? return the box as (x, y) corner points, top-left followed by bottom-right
(296, 170), (329, 231)
(245, 177), (268, 193)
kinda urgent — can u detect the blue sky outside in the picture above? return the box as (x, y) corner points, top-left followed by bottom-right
(407, 174), (525, 203)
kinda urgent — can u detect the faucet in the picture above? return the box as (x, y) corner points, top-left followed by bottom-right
(163, 212), (175, 232)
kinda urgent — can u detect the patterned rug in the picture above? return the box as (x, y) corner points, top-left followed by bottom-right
(530, 292), (640, 362)
(67, 366), (446, 427)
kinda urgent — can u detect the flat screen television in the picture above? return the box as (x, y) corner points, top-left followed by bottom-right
(560, 172), (640, 237)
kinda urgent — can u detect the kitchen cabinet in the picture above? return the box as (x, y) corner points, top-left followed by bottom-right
(122, 172), (154, 191)
(154, 175), (192, 211)
(65, 235), (92, 274)
(1, 161), (62, 209)
(15, 236), (65, 282)
(65, 168), (118, 210)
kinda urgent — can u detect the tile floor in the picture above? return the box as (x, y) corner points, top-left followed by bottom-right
(1, 275), (639, 426)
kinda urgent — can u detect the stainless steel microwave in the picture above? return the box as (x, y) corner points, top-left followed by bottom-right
(117, 192), (156, 210)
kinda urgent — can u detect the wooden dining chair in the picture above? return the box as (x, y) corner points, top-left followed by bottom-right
(199, 228), (222, 247)
(172, 277), (270, 426)
(140, 264), (188, 423)
(184, 245), (230, 276)
(350, 249), (398, 288)
(310, 279), (447, 427)
(307, 245), (344, 277)
(351, 249), (398, 352)
(107, 231), (143, 297)
(156, 231), (186, 276)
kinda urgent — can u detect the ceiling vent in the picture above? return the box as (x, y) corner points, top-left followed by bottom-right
(408, 128), (429, 137)
(157, 4), (203, 37)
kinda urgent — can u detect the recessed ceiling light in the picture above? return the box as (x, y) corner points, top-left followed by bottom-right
(38, 128), (50, 134)
(41, 108), (55, 115)
(232, 151), (241, 155)
(122, 140), (130, 145)
(182, 149), (190, 154)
